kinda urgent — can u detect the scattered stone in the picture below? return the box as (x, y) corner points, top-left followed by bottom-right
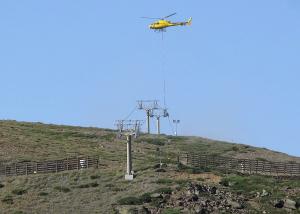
(147, 183), (247, 213)
(150, 193), (162, 199)
(227, 200), (243, 209)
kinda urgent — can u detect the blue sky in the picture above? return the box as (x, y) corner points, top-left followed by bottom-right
(0, 1), (299, 156)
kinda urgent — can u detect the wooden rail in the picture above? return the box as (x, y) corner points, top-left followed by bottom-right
(0, 156), (99, 177)
(180, 153), (300, 177)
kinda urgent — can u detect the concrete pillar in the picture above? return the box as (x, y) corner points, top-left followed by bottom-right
(125, 135), (134, 180)
(157, 117), (160, 135)
(146, 110), (150, 134)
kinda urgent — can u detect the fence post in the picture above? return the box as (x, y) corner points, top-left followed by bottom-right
(87, 157), (89, 169)
(77, 157), (79, 170)
(56, 161), (58, 173)
(186, 153), (189, 166)
(25, 163), (28, 176)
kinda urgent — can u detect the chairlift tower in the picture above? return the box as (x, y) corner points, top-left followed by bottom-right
(115, 120), (143, 181)
(173, 119), (180, 136)
(152, 108), (169, 135)
(137, 100), (159, 134)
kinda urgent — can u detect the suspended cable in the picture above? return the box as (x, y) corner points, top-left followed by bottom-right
(123, 106), (137, 120)
(167, 115), (175, 135)
(161, 31), (167, 108)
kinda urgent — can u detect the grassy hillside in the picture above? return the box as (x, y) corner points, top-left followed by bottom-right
(0, 120), (299, 213)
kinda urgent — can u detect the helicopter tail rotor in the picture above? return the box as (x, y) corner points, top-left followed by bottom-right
(187, 17), (192, 26)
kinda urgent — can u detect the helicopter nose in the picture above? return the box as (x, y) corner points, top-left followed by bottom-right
(149, 24), (153, 29)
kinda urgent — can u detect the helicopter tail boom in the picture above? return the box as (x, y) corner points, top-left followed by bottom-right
(172, 17), (192, 27)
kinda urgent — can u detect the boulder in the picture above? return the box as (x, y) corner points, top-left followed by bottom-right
(284, 199), (296, 210)
(227, 200), (243, 209)
(150, 193), (162, 199)
(261, 189), (269, 197)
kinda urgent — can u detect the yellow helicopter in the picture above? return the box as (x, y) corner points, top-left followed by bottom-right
(142, 13), (192, 32)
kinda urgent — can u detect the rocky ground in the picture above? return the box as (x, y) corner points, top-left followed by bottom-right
(114, 180), (300, 214)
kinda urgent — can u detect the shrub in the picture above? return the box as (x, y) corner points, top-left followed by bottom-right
(90, 182), (99, 187)
(105, 183), (114, 188)
(78, 182), (99, 188)
(13, 211), (25, 214)
(232, 146), (239, 151)
(140, 193), (152, 203)
(117, 196), (142, 205)
(12, 189), (27, 195)
(2, 195), (13, 204)
(90, 175), (100, 180)
(38, 192), (49, 196)
(154, 187), (172, 195)
(54, 186), (71, 193)
(0, 183), (4, 188)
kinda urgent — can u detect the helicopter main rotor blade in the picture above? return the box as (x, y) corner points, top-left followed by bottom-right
(164, 12), (177, 19)
(140, 16), (161, 20)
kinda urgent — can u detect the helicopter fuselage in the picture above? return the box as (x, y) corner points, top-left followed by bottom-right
(149, 18), (192, 30)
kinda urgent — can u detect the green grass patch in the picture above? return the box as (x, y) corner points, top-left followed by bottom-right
(162, 208), (181, 214)
(219, 174), (300, 198)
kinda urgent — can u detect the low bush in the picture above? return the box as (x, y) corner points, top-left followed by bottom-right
(0, 183), (4, 188)
(90, 175), (100, 180)
(78, 182), (99, 188)
(12, 188), (27, 195)
(154, 187), (172, 195)
(38, 192), (49, 196)
(13, 211), (25, 214)
(140, 193), (152, 203)
(54, 186), (71, 193)
(2, 195), (13, 204)
(118, 193), (154, 205)
(117, 196), (142, 205)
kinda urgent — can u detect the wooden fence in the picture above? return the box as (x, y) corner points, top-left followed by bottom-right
(0, 156), (99, 177)
(181, 153), (300, 177)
